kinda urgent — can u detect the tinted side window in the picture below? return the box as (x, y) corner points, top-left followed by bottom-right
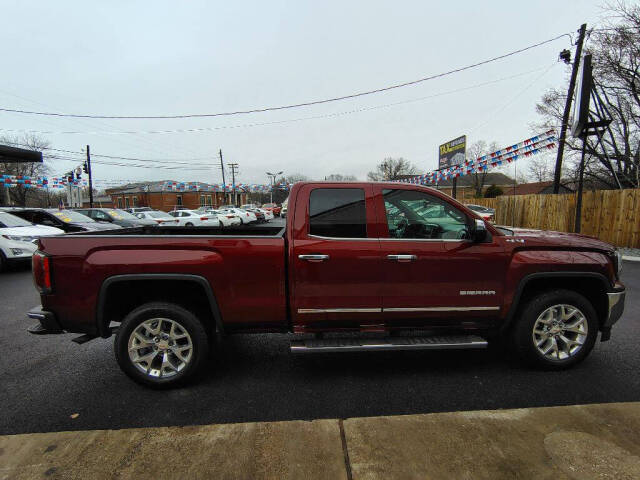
(309, 188), (366, 238)
(382, 189), (471, 240)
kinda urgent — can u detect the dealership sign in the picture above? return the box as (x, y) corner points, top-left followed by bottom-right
(438, 135), (466, 170)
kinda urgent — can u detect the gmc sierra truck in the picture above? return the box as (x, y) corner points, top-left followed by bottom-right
(28, 182), (626, 388)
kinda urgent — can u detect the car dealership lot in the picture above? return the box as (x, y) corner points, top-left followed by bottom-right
(0, 254), (638, 436)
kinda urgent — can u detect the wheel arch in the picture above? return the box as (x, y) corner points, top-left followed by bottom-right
(96, 274), (224, 338)
(502, 272), (611, 333)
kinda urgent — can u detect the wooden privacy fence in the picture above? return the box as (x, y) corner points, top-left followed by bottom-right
(469, 188), (640, 248)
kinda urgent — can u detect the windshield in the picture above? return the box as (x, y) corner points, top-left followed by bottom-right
(51, 210), (96, 223)
(106, 209), (140, 221)
(0, 212), (33, 228)
(148, 211), (173, 219)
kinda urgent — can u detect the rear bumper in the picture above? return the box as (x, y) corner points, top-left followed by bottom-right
(27, 306), (64, 335)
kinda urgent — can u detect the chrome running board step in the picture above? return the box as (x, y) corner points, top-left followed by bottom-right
(290, 334), (487, 354)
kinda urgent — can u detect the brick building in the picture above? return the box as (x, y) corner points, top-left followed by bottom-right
(106, 181), (248, 212)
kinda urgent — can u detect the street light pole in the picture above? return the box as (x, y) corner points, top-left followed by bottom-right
(266, 171), (283, 203)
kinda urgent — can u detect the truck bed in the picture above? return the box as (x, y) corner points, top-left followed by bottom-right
(38, 228), (288, 336)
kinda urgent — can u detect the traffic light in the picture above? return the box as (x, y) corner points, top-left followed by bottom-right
(83, 161), (88, 174)
(66, 171), (74, 183)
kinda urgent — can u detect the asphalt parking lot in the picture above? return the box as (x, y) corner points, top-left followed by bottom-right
(0, 249), (638, 436)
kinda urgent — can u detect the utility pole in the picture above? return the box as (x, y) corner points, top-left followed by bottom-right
(228, 163), (239, 206)
(85, 145), (94, 207)
(553, 23), (587, 194)
(218, 149), (227, 205)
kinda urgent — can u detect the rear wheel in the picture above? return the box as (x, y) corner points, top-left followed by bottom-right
(185, 222), (194, 227)
(114, 302), (210, 388)
(511, 289), (598, 369)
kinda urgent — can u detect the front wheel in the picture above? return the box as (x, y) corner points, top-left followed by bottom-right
(185, 222), (194, 227)
(511, 289), (598, 369)
(114, 302), (210, 388)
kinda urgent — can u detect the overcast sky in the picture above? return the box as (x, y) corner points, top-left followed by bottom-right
(0, 1), (608, 188)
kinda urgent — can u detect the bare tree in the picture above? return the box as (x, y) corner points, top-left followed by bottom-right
(0, 133), (51, 207)
(466, 140), (499, 197)
(367, 157), (418, 181)
(536, 1), (640, 188)
(325, 173), (357, 181)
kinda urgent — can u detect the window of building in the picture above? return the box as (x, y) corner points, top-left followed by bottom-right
(200, 195), (206, 207)
(176, 195), (183, 206)
(132, 197), (139, 207)
(117, 197), (123, 208)
(382, 189), (471, 240)
(206, 195), (212, 206)
(309, 188), (366, 238)
(125, 197), (130, 209)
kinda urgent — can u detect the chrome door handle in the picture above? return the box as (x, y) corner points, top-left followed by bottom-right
(387, 254), (416, 262)
(298, 254), (330, 262)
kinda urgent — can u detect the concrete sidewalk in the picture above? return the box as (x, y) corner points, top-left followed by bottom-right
(1, 402), (639, 480)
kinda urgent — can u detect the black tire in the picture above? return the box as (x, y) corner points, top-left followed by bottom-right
(511, 289), (598, 370)
(0, 250), (6, 272)
(185, 222), (194, 227)
(114, 302), (210, 388)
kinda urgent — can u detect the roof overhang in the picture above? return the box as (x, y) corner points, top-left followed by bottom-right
(0, 145), (43, 163)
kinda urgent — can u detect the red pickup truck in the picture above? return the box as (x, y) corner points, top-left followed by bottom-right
(28, 182), (626, 388)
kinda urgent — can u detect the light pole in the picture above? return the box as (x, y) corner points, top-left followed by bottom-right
(266, 171), (283, 203)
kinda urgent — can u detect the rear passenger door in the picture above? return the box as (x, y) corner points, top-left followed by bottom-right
(290, 185), (383, 331)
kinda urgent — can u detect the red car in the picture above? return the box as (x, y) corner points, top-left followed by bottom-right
(29, 182), (625, 387)
(261, 203), (281, 216)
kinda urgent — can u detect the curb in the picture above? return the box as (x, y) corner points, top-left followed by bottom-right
(622, 256), (640, 262)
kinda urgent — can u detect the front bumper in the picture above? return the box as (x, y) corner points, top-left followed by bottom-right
(27, 306), (64, 335)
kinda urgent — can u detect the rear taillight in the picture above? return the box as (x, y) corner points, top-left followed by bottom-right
(200, 217), (208, 221)
(156, 220), (163, 223)
(226, 215), (234, 219)
(32, 252), (52, 294)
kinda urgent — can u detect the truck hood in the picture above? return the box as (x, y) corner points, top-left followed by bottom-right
(500, 226), (616, 253)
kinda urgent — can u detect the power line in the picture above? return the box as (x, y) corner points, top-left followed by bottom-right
(0, 33), (570, 120)
(0, 66), (554, 136)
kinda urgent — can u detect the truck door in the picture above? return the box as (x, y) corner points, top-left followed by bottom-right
(290, 185), (383, 331)
(374, 185), (508, 329)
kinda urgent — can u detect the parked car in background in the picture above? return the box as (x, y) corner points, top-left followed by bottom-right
(465, 204), (495, 222)
(206, 209), (242, 227)
(244, 208), (266, 223)
(168, 210), (222, 227)
(219, 208), (257, 224)
(261, 203), (281, 216)
(133, 210), (180, 225)
(204, 209), (241, 227)
(258, 208), (274, 222)
(124, 207), (153, 215)
(5, 208), (120, 233)
(0, 211), (64, 272)
(76, 208), (157, 227)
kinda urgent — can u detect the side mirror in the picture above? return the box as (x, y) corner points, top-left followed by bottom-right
(473, 218), (487, 242)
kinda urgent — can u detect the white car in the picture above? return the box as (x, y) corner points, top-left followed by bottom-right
(220, 208), (257, 225)
(134, 210), (180, 225)
(0, 211), (64, 271)
(168, 209), (222, 227)
(205, 209), (241, 227)
(256, 208), (274, 221)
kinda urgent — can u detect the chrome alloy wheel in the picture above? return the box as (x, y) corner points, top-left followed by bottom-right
(532, 304), (588, 360)
(128, 318), (193, 378)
